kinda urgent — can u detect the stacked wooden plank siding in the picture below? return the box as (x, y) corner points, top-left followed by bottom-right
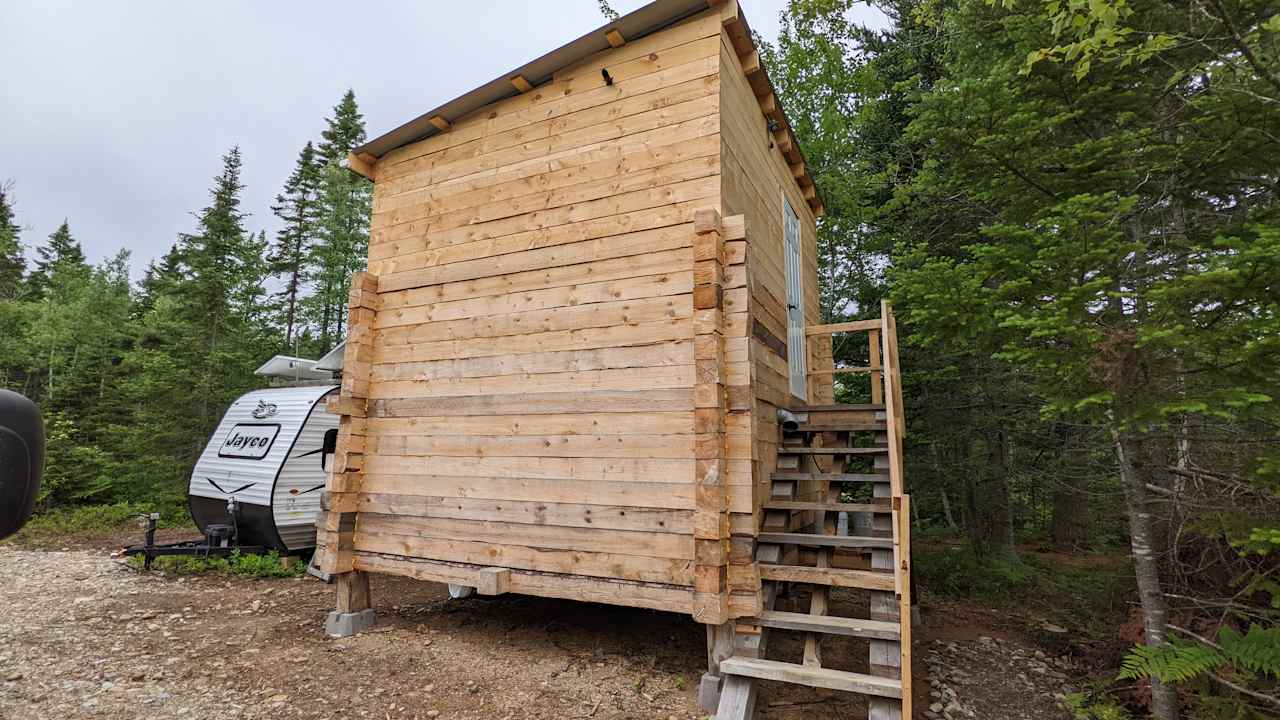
(313, 1), (912, 717)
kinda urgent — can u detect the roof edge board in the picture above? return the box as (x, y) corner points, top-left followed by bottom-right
(354, 0), (710, 160)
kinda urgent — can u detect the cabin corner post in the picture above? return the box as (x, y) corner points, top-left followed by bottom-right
(718, 214), (760, 621)
(321, 271), (377, 638)
(692, 208), (730, 626)
(693, 208), (732, 710)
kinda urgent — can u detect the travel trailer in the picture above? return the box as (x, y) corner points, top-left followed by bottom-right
(187, 384), (340, 553)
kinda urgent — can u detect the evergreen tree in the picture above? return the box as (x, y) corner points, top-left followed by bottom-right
(316, 89), (368, 166)
(306, 162), (371, 351)
(308, 90), (372, 352)
(880, 0), (1279, 715)
(26, 251), (133, 505)
(137, 245), (185, 314)
(130, 147), (277, 469)
(269, 141), (322, 348)
(0, 181), (24, 299)
(27, 220), (87, 297)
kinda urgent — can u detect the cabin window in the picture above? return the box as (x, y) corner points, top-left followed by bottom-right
(783, 195), (806, 400)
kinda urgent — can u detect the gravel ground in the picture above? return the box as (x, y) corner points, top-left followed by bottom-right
(0, 545), (1079, 719)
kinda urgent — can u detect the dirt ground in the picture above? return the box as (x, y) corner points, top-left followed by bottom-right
(0, 532), (1081, 720)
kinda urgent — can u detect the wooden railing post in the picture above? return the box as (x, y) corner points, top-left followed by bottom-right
(869, 329), (883, 406)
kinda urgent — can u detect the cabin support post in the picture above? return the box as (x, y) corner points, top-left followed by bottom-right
(319, 272), (379, 637)
(692, 208), (731, 627)
(326, 571), (375, 637)
(697, 620), (736, 711)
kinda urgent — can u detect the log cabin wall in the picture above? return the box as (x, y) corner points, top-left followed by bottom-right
(341, 9), (732, 615)
(717, 21), (825, 581)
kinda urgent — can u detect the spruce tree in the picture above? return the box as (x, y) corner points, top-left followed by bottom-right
(269, 141), (322, 348)
(307, 162), (371, 351)
(27, 220), (87, 297)
(0, 181), (24, 298)
(165, 147), (273, 451)
(316, 89), (368, 166)
(308, 90), (372, 352)
(137, 245), (185, 314)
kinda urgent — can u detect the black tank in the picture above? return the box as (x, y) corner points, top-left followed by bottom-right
(0, 389), (44, 540)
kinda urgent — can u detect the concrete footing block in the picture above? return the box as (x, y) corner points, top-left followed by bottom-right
(697, 672), (723, 713)
(325, 609), (375, 638)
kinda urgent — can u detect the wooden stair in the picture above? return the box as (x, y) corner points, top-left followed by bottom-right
(761, 500), (883, 513)
(757, 532), (894, 549)
(753, 610), (901, 640)
(715, 303), (912, 720)
(771, 472), (883, 483)
(719, 657), (902, 698)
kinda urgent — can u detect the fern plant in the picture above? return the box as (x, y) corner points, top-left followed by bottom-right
(1119, 625), (1280, 713)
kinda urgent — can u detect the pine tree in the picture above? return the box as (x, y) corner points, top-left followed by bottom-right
(163, 147), (275, 453)
(307, 162), (371, 351)
(0, 181), (24, 299)
(308, 90), (372, 352)
(268, 141), (322, 348)
(27, 220), (88, 297)
(316, 89), (368, 166)
(137, 245), (185, 314)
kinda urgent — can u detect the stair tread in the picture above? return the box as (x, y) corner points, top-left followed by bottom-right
(779, 446), (887, 455)
(792, 404), (886, 412)
(758, 532), (894, 549)
(771, 472), (884, 483)
(719, 657), (902, 699)
(762, 500), (884, 513)
(792, 424), (887, 432)
(754, 610), (901, 640)
(758, 563), (896, 591)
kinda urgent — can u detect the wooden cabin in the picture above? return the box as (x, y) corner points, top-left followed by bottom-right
(316, 1), (913, 717)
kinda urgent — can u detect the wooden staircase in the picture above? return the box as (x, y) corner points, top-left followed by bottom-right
(716, 302), (912, 719)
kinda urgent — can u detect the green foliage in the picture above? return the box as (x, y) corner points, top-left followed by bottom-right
(24, 500), (187, 532)
(913, 544), (1133, 636)
(0, 90), (373, 521)
(269, 141), (322, 348)
(305, 160), (370, 352)
(1120, 627), (1280, 684)
(0, 181), (25, 299)
(914, 544), (1034, 598)
(596, 0), (619, 20)
(1064, 689), (1133, 720)
(26, 220), (87, 298)
(128, 550), (307, 579)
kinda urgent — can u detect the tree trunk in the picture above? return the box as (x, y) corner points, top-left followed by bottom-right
(1112, 426), (1178, 720)
(940, 488), (959, 531)
(1050, 474), (1089, 550)
(284, 269), (298, 348)
(964, 431), (1017, 559)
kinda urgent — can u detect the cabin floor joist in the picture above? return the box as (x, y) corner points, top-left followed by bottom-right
(312, 1), (910, 718)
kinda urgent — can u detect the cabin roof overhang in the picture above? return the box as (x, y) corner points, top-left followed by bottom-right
(350, 0), (824, 216)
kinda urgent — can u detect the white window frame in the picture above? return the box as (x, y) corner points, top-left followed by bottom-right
(783, 194), (806, 401)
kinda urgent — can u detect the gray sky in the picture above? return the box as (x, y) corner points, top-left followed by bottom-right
(0, 1), (887, 277)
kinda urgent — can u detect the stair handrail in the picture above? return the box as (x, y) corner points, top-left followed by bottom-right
(803, 319), (884, 406)
(880, 299), (913, 719)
